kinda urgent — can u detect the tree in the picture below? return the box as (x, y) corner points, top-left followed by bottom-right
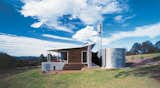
(39, 54), (47, 62)
(141, 41), (157, 53)
(129, 43), (142, 54)
(128, 40), (160, 55)
(155, 41), (160, 48)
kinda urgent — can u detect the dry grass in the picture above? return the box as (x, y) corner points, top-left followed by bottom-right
(0, 67), (160, 88)
(126, 53), (160, 61)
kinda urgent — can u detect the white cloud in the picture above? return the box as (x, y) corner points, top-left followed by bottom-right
(114, 15), (123, 22)
(0, 33), (78, 56)
(114, 15), (135, 23)
(72, 22), (160, 47)
(42, 34), (74, 41)
(72, 26), (98, 42)
(102, 22), (160, 45)
(31, 21), (43, 28)
(20, 0), (126, 32)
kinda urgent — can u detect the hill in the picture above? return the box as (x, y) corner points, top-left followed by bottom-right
(15, 56), (39, 60)
(0, 53), (16, 69)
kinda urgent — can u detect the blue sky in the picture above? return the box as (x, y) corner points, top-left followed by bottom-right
(0, 0), (160, 56)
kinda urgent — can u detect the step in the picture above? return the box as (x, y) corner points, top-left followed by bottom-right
(63, 64), (86, 70)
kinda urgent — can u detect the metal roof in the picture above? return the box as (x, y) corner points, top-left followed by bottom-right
(48, 43), (95, 51)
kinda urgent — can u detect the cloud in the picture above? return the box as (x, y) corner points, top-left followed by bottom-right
(31, 21), (44, 28)
(114, 15), (123, 22)
(102, 22), (160, 45)
(72, 26), (98, 42)
(72, 22), (160, 47)
(0, 33), (78, 56)
(114, 15), (135, 23)
(20, 0), (126, 32)
(42, 34), (74, 41)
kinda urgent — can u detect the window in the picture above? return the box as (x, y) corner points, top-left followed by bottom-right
(60, 51), (68, 60)
(82, 51), (87, 63)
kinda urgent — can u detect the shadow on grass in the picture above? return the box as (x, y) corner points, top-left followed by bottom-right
(115, 56), (160, 81)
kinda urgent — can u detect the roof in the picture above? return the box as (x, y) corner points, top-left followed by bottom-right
(48, 43), (95, 51)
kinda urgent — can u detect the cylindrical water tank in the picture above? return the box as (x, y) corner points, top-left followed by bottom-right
(102, 48), (126, 69)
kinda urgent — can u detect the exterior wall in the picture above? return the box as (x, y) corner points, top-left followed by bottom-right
(68, 47), (87, 64)
(41, 62), (65, 71)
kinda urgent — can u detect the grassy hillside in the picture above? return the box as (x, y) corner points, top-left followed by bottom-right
(0, 68), (160, 88)
(0, 53), (160, 88)
(126, 53), (160, 60)
(0, 53), (16, 69)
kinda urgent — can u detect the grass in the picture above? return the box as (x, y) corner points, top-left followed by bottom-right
(126, 53), (160, 61)
(0, 68), (160, 88)
(0, 53), (160, 88)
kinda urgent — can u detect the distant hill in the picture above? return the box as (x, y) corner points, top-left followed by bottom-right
(0, 52), (45, 68)
(129, 40), (160, 55)
(15, 56), (39, 60)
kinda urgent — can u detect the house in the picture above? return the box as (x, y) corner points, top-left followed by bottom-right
(41, 44), (126, 72)
(42, 44), (95, 71)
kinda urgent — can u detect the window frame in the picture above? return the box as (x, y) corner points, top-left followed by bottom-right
(81, 50), (87, 64)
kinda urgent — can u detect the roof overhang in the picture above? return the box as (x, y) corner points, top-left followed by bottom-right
(48, 43), (95, 52)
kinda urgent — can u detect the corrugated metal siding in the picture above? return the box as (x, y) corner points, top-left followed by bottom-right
(102, 48), (126, 68)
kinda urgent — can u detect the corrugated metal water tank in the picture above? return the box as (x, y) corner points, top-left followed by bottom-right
(102, 48), (126, 69)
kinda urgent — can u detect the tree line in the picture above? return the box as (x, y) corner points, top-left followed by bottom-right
(0, 53), (47, 69)
(127, 40), (160, 55)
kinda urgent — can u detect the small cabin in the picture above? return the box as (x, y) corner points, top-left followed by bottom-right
(41, 45), (126, 71)
(42, 44), (94, 71)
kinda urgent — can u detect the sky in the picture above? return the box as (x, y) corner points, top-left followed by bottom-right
(0, 0), (160, 56)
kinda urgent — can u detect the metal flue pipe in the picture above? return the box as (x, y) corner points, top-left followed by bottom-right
(97, 22), (103, 59)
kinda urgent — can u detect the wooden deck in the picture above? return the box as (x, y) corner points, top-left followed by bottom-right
(63, 63), (86, 70)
